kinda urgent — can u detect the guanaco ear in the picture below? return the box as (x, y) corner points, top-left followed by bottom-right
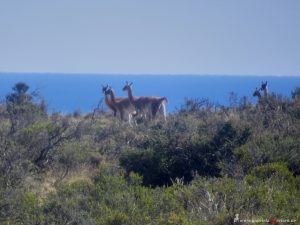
(129, 82), (133, 86)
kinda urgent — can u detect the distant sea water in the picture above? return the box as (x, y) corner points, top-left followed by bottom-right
(1, 73), (300, 113)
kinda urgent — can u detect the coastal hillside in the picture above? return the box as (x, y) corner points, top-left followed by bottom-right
(0, 82), (300, 225)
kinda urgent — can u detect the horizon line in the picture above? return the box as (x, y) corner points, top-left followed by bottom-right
(0, 71), (300, 77)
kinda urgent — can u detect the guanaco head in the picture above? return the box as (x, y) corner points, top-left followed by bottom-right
(104, 86), (113, 96)
(253, 87), (261, 98)
(122, 81), (133, 91)
(260, 81), (268, 91)
(102, 84), (109, 93)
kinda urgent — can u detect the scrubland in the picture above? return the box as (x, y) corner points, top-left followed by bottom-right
(1, 83), (300, 224)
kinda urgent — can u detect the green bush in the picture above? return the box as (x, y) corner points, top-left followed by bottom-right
(246, 162), (296, 193)
(120, 122), (250, 186)
(1, 83), (300, 224)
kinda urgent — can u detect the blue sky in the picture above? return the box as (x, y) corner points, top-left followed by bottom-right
(0, 0), (299, 75)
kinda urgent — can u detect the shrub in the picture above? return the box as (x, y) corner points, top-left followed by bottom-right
(120, 122), (250, 186)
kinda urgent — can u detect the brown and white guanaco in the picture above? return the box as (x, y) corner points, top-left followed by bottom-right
(122, 81), (167, 121)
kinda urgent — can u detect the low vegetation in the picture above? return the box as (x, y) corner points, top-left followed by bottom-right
(0, 82), (299, 224)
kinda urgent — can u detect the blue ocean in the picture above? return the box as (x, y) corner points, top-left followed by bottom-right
(1, 73), (299, 113)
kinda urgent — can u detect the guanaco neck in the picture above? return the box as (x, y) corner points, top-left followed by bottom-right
(108, 90), (116, 104)
(105, 94), (118, 116)
(105, 94), (113, 108)
(127, 86), (135, 104)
